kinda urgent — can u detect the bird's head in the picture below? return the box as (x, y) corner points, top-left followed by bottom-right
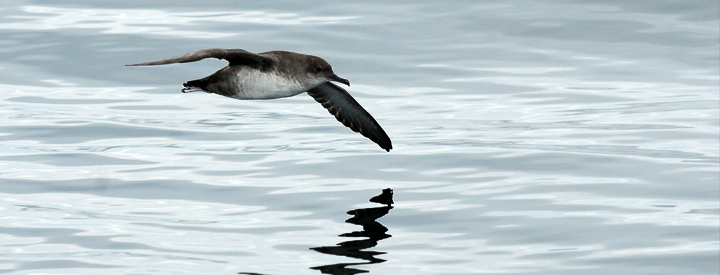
(305, 56), (350, 87)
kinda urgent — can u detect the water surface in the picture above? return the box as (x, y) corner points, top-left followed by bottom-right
(0, 1), (718, 274)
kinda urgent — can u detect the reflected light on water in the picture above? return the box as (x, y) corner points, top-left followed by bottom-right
(0, 6), (357, 39)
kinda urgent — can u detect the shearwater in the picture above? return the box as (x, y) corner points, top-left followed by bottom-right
(127, 48), (392, 152)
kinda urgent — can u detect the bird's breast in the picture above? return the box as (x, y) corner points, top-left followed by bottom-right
(232, 69), (307, 99)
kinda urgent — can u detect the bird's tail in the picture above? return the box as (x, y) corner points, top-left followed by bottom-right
(182, 78), (209, 93)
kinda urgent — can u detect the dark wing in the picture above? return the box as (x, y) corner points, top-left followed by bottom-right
(125, 48), (274, 67)
(307, 82), (392, 152)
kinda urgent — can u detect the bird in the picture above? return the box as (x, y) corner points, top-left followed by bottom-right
(126, 48), (391, 152)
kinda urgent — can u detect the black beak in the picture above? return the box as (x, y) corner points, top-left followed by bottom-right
(328, 74), (350, 86)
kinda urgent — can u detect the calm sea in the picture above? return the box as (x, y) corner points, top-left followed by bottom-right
(0, 1), (718, 274)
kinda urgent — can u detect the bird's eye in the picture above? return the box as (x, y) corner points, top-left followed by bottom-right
(314, 66), (323, 73)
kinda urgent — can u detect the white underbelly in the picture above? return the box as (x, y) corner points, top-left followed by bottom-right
(233, 69), (305, 99)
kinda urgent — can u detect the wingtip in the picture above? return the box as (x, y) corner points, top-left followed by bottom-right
(381, 141), (392, 152)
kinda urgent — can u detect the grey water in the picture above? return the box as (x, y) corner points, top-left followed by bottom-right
(0, 1), (718, 274)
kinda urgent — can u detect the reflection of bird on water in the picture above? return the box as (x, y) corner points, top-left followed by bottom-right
(369, 188), (393, 206)
(310, 189), (394, 275)
(236, 189), (394, 275)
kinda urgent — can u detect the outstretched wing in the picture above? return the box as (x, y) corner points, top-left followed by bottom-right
(307, 82), (392, 152)
(125, 48), (274, 67)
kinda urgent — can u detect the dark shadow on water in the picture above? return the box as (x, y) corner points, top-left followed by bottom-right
(310, 188), (394, 275)
(239, 188), (394, 275)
